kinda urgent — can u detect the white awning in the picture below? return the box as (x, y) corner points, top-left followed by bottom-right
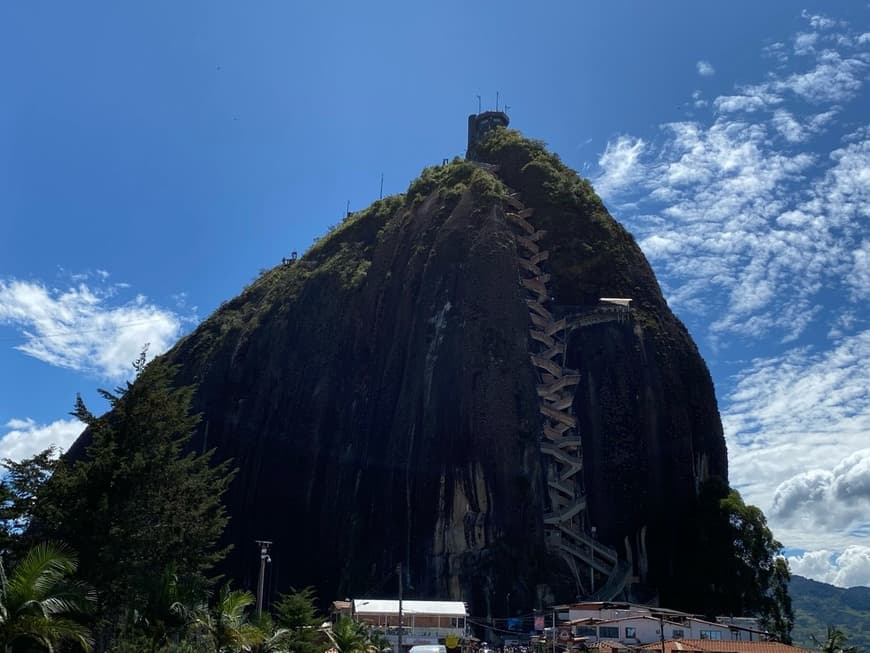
(353, 599), (467, 617)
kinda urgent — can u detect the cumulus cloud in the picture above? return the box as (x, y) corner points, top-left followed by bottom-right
(788, 546), (870, 588)
(775, 50), (867, 103)
(697, 60), (715, 77)
(794, 32), (819, 56)
(771, 449), (870, 532)
(0, 417), (84, 462)
(0, 277), (184, 379)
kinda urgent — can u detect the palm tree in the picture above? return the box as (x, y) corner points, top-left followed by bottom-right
(0, 542), (96, 653)
(133, 567), (206, 651)
(810, 626), (859, 653)
(328, 619), (369, 653)
(366, 631), (393, 653)
(194, 584), (264, 653)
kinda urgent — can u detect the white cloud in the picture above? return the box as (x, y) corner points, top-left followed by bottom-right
(0, 417), (84, 462)
(771, 449), (870, 532)
(801, 10), (838, 31)
(794, 32), (819, 56)
(771, 109), (807, 142)
(594, 135), (646, 198)
(775, 50), (867, 103)
(713, 94), (772, 113)
(788, 546), (870, 587)
(0, 278), (183, 379)
(697, 60), (715, 77)
(591, 7), (869, 562)
(722, 331), (870, 550)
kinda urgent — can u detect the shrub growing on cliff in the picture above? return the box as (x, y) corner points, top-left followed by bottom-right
(407, 158), (505, 208)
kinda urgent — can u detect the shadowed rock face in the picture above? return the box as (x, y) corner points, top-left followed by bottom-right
(74, 130), (727, 614)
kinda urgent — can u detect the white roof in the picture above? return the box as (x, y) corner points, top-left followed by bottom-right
(599, 298), (632, 307)
(353, 599), (467, 617)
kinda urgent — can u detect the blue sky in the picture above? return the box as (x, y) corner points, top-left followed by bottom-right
(1, 2), (868, 587)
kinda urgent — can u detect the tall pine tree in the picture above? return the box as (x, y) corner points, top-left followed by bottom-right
(33, 353), (235, 628)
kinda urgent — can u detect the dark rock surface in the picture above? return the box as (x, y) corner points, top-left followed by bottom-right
(69, 129), (728, 614)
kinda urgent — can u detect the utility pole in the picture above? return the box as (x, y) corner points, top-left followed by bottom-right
(590, 526), (597, 595)
(397, 562), (403, 653)
(659, 614), (666, 653)
(256, 540), (272, 617)
(552, 609), (556, 653)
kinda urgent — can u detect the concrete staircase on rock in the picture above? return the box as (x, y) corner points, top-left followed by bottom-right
(499, 189), (633, 600)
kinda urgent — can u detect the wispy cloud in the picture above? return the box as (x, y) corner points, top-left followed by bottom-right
(0, 277), (184, 379)
(696, 60), (716, 77)
(594, 34), (868, 344)
(594, 135), (646, 198)
(0, 417), (84, 462)
(592, 13), (870, 582)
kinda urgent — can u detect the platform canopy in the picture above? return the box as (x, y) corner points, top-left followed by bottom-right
(353, 599), (468, 617)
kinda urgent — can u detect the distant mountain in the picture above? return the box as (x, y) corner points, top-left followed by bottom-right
(790, 574), (870, 650)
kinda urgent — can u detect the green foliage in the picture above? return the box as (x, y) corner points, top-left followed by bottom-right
(407, 158), (505, 208)
(0, 541), (96, 652)
(271, 587), (325, 653)
(191, 584), (263, 653)
(688, 480), (794, 642)
(0, 448), (59, 558)
(473, 128), (601, 210)
(327, 619), (369, 653)
(790, 575), (870, 651)
(811, 625), (861, 653)
(33, 355), (235, 630)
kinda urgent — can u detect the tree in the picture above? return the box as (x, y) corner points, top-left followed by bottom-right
(0, 448), (59, 558)
(688, 479), (793, 642)
(0, 542), (96, 653)
(762, 556), (794, 644)
(33, 355), (235, 631)
(132, 565), (208, 652)
(193, 584), (263, 653)
(328, 619), (370, 653)
(272, 587), (326, 653)
(810, 625), (860, 653)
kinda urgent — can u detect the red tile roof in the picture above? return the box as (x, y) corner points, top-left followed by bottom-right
(640, 640), (809, 653)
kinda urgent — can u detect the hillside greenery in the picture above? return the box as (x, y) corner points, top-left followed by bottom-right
(790, 574), (870, 651)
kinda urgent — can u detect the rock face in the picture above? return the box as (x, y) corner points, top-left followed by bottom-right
(98, 130), (728, 613)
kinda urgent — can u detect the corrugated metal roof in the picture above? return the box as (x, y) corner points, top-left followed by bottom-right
(352, 599), (467, 616)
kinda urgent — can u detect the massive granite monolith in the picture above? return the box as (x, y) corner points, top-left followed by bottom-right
(76, 128), (728, 615)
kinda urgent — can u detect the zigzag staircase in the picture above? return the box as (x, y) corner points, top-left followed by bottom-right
(498, 187), (633, 600)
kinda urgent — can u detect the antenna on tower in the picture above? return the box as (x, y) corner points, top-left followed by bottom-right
(476, 95), (482, 114)
(380, 173), (384, 199)
(496, 91), (499, 111)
